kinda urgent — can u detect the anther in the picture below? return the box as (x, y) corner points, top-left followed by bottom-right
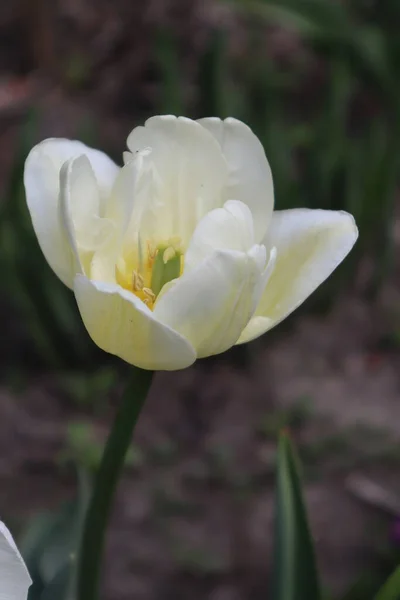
(132, 271), (144, 291)
(143, 287), (156, 302)
(147, 241), (157, 260)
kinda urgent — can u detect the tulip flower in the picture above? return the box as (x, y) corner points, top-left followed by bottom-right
(24, 116), (357, 370)
(0, 521), (31, 600)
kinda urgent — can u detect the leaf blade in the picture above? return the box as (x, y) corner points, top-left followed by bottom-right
(272, 432), (321, 600)
(375, 566), (400, 600)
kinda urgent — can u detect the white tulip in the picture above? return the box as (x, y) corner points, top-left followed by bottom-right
(24, 116), (358, 370)
(0, 522), (31, 600)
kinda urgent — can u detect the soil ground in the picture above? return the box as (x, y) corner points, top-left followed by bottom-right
(3, 287), (400, 599)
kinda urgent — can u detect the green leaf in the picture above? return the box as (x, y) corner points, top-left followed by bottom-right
(374, 566), (400, 600)
(228, 0), (353, 41)
(23, 468), (90, 600)
(1, 109), (94, 369)
(40, 561), (74, 600)
(155, 28), (185, 114)
(197, 28), (234, 118)
(271, 432), (321, 600)
(37, 500), (81, 582)
(340, 571), (385, 600)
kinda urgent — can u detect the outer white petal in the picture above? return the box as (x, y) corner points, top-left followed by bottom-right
(0, 522), (31, 600)
(238, 209), (358, 344)
(24, 139), (119, 287)
(26, 139), (119, 203)
(154, 249), (267, 358)
(24, 139), (119, 288)
(126, 116), (228, 245)
(197, 117), (274, 242)
(74, 275), (196, 370)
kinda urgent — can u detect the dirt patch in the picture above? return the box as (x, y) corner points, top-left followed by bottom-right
(1, 289), (400, 599)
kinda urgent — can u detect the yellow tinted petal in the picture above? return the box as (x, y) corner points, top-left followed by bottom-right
(155, 249), (266, 357)
(74, 275), (196, 370)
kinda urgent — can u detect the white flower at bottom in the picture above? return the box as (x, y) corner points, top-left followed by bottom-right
(24, 116), (358, 370)
(0, 522), (31, 600)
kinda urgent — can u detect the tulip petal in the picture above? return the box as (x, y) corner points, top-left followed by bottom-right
(197, 117), (274, 242)
(184, 198), (277, 313)
(24, 139), (119, 288)
(154, 249), (268, 358)
(59, 156), (117, 279)
(74, 275), (196, 370)
(59, 156), (100, 248)
(126, 116), (228, 245)
(0, 522), (31, 600)
(105, 156), (150, 243)
(184, 200), (256, 270)
(237, 209), (358, 344)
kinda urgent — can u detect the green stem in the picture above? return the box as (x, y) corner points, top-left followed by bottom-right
(76, 367), (153, 600)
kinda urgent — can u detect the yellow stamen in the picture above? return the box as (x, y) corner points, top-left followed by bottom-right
(147, 241), (157, 263)
(132, 271), (144, 291)
(143, 287), (156, 303)
(117, 237), (183, 310)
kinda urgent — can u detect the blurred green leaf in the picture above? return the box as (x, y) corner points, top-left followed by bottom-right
(198, 28), (233, 117)
(0, 108), (38, 217)
(349, 28), (395, 100)
(58, 367), (117, 411)
(37, 501), (80, 583)
(1, 110), (96, 369)
(62, 422), (104, 471)
(340, 571), (386, 600)
(272, 432), (321, 600)
(23, 469), (89, 599)
(228, 0), (353, 40)
(155, 28), (185, 114)
(40, 560), (74, 600)
(374, 566), (400, 600)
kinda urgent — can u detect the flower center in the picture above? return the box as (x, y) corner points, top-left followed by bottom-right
(116, 237), (183, 309)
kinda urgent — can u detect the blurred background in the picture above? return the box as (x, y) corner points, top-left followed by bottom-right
(2, 0), (400, 598)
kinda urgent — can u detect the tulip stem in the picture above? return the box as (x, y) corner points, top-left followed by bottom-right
(76, 367), (154, 600)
